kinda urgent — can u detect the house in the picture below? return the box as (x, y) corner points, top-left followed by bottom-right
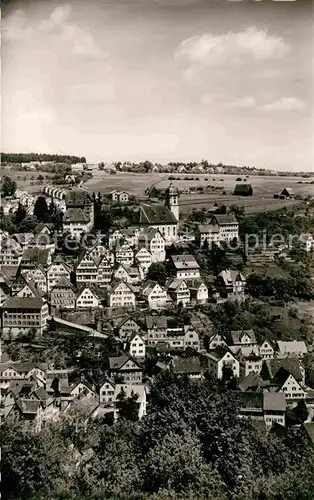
(0, 237), (23, 267)
(23, 266), (47, 294)
(195, 224), (220, 248)
(170, 357), (203, 379)
(234, 184), (253, 196)
(239, 392), (286, 429)
(216, 269), (246, 297)
(75, 250), (98, 286)
(167, 279), (190, 307)
(128, 333), (146, 359)
(99, 379), (116, 405)
(259, 339), (275, 360)
(27, 232), (56, 254)
(188, 279), (208, 304)
(50, 277), (76, 310)
(206, 346), (240, 379)
(109, 280), (136, 309)
(276, 341), (307, 359)
(138, 182), (179, 243)
(96, 254), (114, 287)
(1, 297), (49, 336)
(138, 228), (166, 263)
(47, 255), (71, 292)
(207, 332), (228, 350)
(108, 356), (143, 384)
(76, 286), (101, 309)
(113, 383), (147, 419)
(211, 214), (239, 243)
(146, 315), (168, 345)
(242, 354), (263, 377)
(142, 281), (167, 310)
(65, 189), (94, 224)
(63, 208), (92, 239)
(109, 190), (130, 204)
(260, 358), (305, 386)
(230, 329), (257, 348)
(134, 247), (152, 273)
(274, 188), (294, 200)
(12, 232), (35, 248)
(272, 368), (306, 404)
(170, 254), (200, 279)
(115, 242), (134, 267)
(116, 316), (142, 340)
(20, 248), (52, 271)
(183, 325), (200, 351)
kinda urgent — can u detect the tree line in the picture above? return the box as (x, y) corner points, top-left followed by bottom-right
(1, 153), (86, 164)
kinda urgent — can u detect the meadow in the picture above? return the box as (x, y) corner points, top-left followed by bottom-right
(85, 171), (314, 214)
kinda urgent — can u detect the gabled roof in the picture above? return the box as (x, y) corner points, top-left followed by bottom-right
(110, 280), (135, 294)
(238, 372), (263, 392)
(138, 227), (164, 242)
(109, 356), (143, 371)
(206, 345), (236, 362)
(167, 278), (189, 291)
(65, 189), (93, 206)
(231, 329), (257, 345)
(76, 286), (100, 300)
(139, 203), (178, 225)
(142, 280), (164, 296)
(16, 399), (41, 414)
(186, 279), (207, 290)
(218, 269), (245, 285)
(33, 222), (54, 235)
(261, 358), (303, 382)
(21, 248), (50, 265)
(272, 367), (298, 387)
(51, 276), (76, 292)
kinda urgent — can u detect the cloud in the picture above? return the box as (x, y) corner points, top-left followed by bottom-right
(68, 82), (115, 102)
(225, 97), (255, 109)
(174, 27), (289, 71)
(3, 6), (101, 59)
(261, 97), (307, 111)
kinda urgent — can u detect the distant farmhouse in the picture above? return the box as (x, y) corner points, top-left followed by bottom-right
(234, 184), (253, 196)
(274, 188), (294, 200)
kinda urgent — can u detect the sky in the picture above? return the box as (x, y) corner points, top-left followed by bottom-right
(2, 0), (314, 170)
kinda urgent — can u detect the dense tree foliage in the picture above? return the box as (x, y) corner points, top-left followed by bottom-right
(2, 373), (313, 500)
(146, 262), (168, 286)
(1, 176), (17, 197)
(1, 153), (86, 164)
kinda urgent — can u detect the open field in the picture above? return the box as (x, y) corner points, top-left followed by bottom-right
(0, 167), (55, 194)
(85, 171), (314, 214)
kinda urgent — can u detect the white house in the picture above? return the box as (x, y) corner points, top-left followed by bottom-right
(115, 242), (134, 267)
(188, 279), (208, 304)
(259, 339), (275, 360)
(142, 281), (167, 310)
(138, 228), (166, 263)
(207, 347), (240, 379)
(183, 326), (200, 351)
(134, 247), (152, 274)
(170, 254), (200, 280)
(109, 281), (136, 309)
(76, 286), (101, 309)
(99, 379), (116, 405)
(47, 256), (71, 292)
(207, 333), (228, 350)
(167, 279), (190, 306)
(128, 333), (146, 359)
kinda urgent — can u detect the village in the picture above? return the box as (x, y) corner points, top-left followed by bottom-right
(0, 171), (314, 442)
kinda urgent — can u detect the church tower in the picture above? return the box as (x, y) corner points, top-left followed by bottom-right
(165, 182), (179, 222)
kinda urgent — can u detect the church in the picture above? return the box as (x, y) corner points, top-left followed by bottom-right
(139, 182), (179, 243)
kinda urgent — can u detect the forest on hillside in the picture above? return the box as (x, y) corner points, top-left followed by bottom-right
(1, 153), (86, 164)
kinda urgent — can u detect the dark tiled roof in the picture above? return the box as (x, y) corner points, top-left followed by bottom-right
(3, 296), (44, 309)
(64, 208), (89, 223)
(238, 372), (263, 392)
(263, 392), (286, 412)
(52, 276), (76, 291)
(16, 399), (41, 414)
(211, 214), (238, 225)
(139, 203), (178, 225)
(170, 254), (199, 270)
(65, 189), (93, 206)
(231, 329), (257, 345)
(21, 248), (50, 265)
(262, 358), (303, 382)
(303, 422), (314, 445)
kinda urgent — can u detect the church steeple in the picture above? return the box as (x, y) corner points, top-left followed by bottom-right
(165, 182), (179, 221)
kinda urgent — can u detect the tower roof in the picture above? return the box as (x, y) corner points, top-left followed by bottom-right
(165, 182), (179, 196)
